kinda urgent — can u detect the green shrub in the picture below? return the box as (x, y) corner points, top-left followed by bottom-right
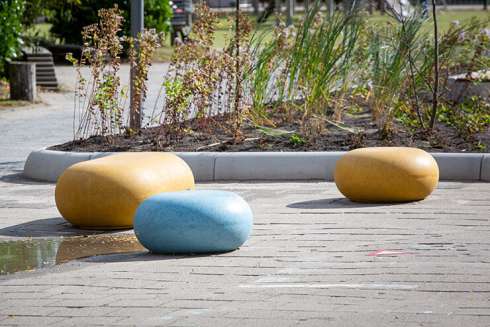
(49, 0), (172, 44)
(144, 0), (173, 34)
(289, 133), (306, 146)
(438, 96), (490, 139)
(249, 1), (361, 127)
(365, 14), (425, 133)
(0, 0), (25, 77)
(23, 0), (47, 27)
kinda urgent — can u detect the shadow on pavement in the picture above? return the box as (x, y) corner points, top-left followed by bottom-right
(287, 197), (398, 209)
(0, 217), (125, 237)
(0, 172), (53, 185)
(85, 250), (232, 263)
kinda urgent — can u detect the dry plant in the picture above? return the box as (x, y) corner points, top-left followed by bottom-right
(126, 29), (164, 134)
(68, 6), (126, 141)
(227, 10), (253, 140)
(396, 17), (490, 133)
(68, 4), (489, 151)
(155, 4), (253, 145)
(68, 5), (162, 142)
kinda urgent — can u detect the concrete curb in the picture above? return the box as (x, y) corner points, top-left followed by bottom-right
(482, 154), (490, 182)
(23, 150), (92, 182)
(213, 152), (343, 180)
(23, 148), (489, 183)
(431, 153), (485, 181)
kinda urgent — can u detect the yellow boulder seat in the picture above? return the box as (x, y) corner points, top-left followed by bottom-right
(55, 153), (195, 229)
(334, 147), (439, 203)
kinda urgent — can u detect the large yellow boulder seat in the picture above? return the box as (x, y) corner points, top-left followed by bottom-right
(55, 153), (195, 229)
(334, 147), (439, 203)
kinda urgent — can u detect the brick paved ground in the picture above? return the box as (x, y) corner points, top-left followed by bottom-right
(1, 167), (489, 326)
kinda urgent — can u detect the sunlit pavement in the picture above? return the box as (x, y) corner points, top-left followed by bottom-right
(1, 166), (489, 326)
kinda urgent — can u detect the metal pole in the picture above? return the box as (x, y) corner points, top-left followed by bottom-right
(252, 0), (259, 15)
(130, 0), (144, 131)
(275, 0), (281, 26)
(286, 0), (294, 26)
(327, 0), (334, 16)
(379, 0), (385, 15)
(233, 0), (242, 139)
(484, 0), (488, 10)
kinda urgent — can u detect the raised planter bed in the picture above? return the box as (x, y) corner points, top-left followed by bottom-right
(24, 148), (490, 182)
(447, 70), (490, 103)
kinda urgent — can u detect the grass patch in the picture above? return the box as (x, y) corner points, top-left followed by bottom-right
(154, 10), (489, 62)
(26, 10), (489, 62)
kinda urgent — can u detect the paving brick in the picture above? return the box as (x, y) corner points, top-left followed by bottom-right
(51, 316), (123, 326)
(0, 316), (64, 326)
(1, 179), (490, 326)
(49, 307), (121, 318)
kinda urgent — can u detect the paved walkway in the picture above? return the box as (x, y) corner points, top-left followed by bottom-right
(1, 171), (489, 326)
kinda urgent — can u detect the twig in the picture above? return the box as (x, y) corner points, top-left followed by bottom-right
(429, 0), (439, 129)
(407, 47), (425, 128)
(233, 0), (242, 140)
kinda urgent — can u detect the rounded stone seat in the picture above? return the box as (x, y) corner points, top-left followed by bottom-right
(334, 147), (439, 203)
(55, 152), (195, 229)
(134, 190), (253, 254)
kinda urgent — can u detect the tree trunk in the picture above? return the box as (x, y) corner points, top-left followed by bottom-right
(252, 0), (259, 15)
(275, 0), (281, 26)
(327, 0), (334, 16)
(9, 62), (36, 102)
(286, 0), (294, 25)
(429, 0), (439, 129)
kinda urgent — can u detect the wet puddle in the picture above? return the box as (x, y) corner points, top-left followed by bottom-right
(0, 234), (146, 275)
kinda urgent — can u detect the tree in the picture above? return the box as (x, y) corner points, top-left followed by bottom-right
(23, 0), (48, 27)
(0, 0), (25, 77)
(48, 0), (172, 44)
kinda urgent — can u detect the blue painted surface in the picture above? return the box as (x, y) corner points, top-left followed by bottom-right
(134, 190), (253, 254)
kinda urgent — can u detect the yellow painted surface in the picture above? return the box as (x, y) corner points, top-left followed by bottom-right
(334, 147), (439, 203)
(55, 153), (195, 229)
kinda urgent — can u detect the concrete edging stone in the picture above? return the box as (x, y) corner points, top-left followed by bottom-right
(23, 148), (489, 182)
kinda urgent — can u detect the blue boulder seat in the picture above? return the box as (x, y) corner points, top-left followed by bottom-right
(134, 190), (253, 254)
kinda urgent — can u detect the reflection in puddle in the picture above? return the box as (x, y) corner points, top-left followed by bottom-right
(0, 239), (60, 274)
(0, 234), (145, 275)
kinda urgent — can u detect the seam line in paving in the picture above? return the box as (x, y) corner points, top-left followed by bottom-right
(479, 155), (483, 180)
(212, 155), (217, 181)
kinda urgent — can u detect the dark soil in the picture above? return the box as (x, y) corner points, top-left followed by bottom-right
(50, 109), (490, 153)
